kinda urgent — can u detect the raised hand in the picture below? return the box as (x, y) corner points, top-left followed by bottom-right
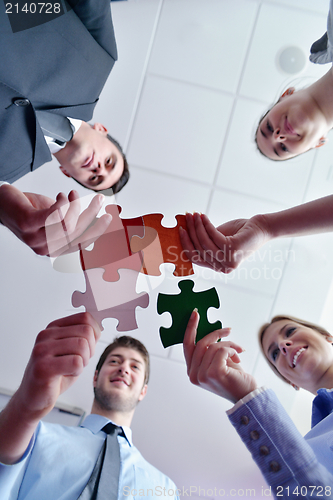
(180, 212), (270, 273)
(0, 313), (101, 465)
(183, 310), (257, 403)
(0, 184), (111, 256)
(18, 312), (101, 417)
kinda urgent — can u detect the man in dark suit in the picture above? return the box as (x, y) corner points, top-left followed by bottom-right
(0, 0), (128, 255)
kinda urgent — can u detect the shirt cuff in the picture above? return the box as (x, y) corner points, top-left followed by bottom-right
(226, 387), (268, 416)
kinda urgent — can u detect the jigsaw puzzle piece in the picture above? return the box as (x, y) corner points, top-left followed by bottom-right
(72, 267), (149, 331)
(80, 205), (144, 278)
(130, 213), (194, 277)
(157, 279), (222, 348)
(130, 226), (163, 276)
(101, 252), (144, 282)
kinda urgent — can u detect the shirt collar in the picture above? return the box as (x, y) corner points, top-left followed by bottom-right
(45, 118), (82, 154)
(81, 414), (133, 446)
(81, 413), (133, 446)
(312, 388), (333, 428)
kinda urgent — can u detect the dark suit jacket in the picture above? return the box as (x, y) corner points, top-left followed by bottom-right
(0, 0), (117, 182)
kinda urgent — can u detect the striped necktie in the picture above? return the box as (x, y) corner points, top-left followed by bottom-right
(78, 423), (122, 500)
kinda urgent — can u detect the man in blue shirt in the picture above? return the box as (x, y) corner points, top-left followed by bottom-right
(0, 312), (178, 500)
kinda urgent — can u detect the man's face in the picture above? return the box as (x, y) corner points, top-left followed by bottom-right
(256, 90), (328, 160)
(55, 122), (124, 190)
(93, 347), (147, 413)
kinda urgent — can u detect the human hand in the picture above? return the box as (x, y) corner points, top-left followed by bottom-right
(0, 184), (111, 256)
(183, 310), (257, 403)
(179, 213), (270, 273)
(17, 312), (101, 419)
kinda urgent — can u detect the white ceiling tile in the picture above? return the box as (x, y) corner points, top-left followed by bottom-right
(216, 98), (315, 206)
(149, 0), (258, 93)
(93, 0), (162, 146)
(263, 0), (329, 16)
(240, 3), (328, 103)
(127, 76), (233, 183)
(271, 234), (333, 323)
(115, 167), (211, 219)
(208, 185), (286, 224)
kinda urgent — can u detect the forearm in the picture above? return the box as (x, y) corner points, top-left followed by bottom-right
(259, 195), (333, 240)
(0, 390), (41, 465)
(228, 388), (333, 497)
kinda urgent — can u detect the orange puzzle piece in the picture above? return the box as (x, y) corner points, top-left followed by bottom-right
(80, 205), (145, 282)
(131, 213), (194, 277)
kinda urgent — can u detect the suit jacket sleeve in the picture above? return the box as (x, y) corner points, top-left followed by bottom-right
(64, 0), (118, 59)
(227, 388), (333, 498)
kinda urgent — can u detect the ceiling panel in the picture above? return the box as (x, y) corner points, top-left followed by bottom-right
(240, 2), (328, 103)
(149, 0), (258, 93)
(93, 0), (162, 147)
(127, 75), (234, 184)
(263, 0), (329, 16)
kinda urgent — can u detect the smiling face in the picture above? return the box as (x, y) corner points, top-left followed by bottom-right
(93, 346), (147, 414)
(256, 90), (328, 160)
(261, 319), (333, 393)
(55, 122), (124, 190)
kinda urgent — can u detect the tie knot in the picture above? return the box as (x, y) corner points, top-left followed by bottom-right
(102, 423), (123, 436)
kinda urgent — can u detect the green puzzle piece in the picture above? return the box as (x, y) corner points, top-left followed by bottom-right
(157, 279), (222, 348)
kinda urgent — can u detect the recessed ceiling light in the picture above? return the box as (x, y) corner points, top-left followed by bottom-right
(277, 46), (307, 74)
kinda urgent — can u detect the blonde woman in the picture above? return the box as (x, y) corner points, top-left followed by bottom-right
(184, 311), (333, 497)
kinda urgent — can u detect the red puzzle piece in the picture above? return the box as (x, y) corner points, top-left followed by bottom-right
(131, 213), (194, 277)
(80, 205), (145, 282)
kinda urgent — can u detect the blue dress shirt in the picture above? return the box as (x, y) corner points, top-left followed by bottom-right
(0, 414), (178, 500)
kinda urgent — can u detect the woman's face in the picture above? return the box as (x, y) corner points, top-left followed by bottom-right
(261, 319), (333, 393)
(256, 91), (328, 160)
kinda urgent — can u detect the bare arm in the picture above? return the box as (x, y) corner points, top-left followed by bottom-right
(262, 194), (333, 238)
(180, 195), (333, 273)
(0, 313), (100, 465)
(0, 184), (111, 256)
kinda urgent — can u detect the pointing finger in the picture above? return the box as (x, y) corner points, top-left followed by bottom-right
(183, 309), (200, 372)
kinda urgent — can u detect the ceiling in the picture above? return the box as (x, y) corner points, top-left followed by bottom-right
(1, 0), (333, 495)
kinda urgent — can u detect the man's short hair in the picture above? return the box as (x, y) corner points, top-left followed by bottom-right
(95, 336), (150, 385)
(103, 134), (130, 195)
